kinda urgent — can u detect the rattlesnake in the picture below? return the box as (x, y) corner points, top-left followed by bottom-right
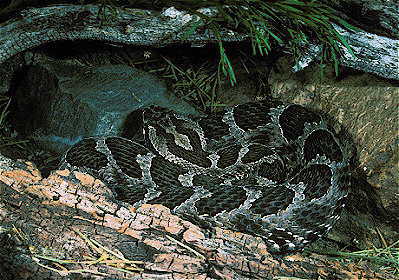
(61, 100), (351, 254)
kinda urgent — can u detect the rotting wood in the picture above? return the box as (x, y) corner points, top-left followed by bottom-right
(0, 4), (398, 85)
(0, 156), (396, 279)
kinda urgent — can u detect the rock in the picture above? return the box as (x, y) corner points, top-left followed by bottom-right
(215, 56), (270, 107)
(0, 154), (395, 279)
(269, 55), (399, 248)
(10, 61), (199, 154)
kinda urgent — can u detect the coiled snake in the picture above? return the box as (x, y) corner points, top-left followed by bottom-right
(61, 100), (351, 254)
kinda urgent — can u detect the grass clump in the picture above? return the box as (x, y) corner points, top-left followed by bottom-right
(307, 232), (399, 276)
(1, 0), (358, 110)
(104, 47), (225, 112)
(98, 0), (358, 86)
(8, 225), (145, 277)
(101, 44), (270, 112)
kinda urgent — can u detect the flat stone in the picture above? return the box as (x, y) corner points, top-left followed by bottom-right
(11, 61), (199, 154)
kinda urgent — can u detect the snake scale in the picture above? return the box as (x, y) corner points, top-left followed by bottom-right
(61, 100), (351, 254)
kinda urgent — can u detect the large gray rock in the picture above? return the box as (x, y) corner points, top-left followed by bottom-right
(11, 61), (199, 154)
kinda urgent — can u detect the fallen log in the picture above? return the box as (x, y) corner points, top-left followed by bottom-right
(326, 0), (399, 39)
(0, 3), (398, 278)
(0, 155), (395, 279)
(0, 4), (398, 83)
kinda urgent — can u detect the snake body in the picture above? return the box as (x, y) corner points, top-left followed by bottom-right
(61, 100), (351, 254)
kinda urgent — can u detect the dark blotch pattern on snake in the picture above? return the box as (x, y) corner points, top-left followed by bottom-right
(61, 100), (351, 254)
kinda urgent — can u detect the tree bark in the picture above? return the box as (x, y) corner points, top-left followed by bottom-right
(0, 156), (395, 279)
(0, 4), (398, 83)
(0, 3), (398, 278)
(326, 0), (399, 39)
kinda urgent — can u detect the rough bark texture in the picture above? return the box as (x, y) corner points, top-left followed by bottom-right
(0, 2), (398, 279)
(327, 0), (399, 39)
(295, 0), (399, 78)
(0, 5), (246, 65)
(336, 24), (398, 79)
(0, 3), (398, 90)
(0, 155), (395, 279)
